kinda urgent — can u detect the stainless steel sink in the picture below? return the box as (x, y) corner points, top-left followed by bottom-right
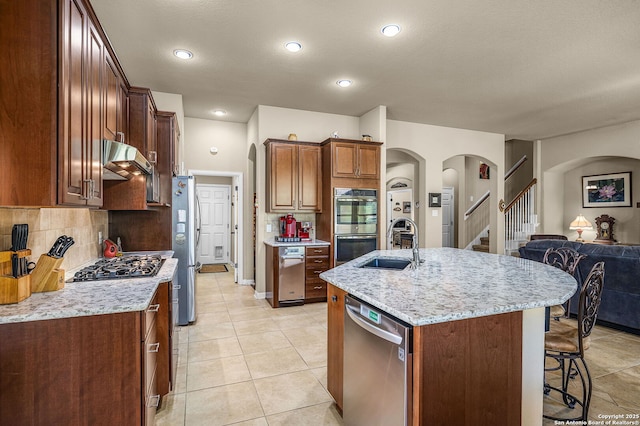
(360, 257), (411, 270)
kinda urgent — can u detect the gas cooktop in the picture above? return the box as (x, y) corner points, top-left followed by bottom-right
(69, 255), (163, 282)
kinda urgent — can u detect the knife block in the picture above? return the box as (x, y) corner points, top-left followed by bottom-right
(31, 254), (65, 293)
(0, 250), (32, 304)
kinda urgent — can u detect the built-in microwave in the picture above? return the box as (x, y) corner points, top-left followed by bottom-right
(335, 234), (378, 265)
(334, 188), (377, 235)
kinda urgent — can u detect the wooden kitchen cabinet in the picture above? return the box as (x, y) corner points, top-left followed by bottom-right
(58, 0), (104, 206)
(326, 139), (380, 180)
(129, 87), (158, 161)
(103, 88), (161, 211)
(305, 245), (329, 302)
(327, 283), (346, 413)
(104, 50), (128, 143)
(0, 281), (174, 425)
(0, 0), (129, 207)
(156, 111), (180, 205)
(264, 139), (322, 213)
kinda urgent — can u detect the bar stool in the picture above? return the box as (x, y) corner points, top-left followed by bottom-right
(543, 247), (586, 319)
(543, 261), (605, 422)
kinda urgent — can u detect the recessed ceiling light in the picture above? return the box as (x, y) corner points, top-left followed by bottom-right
(173, 49), (193, 59)
(212, 110), (227, 117)
(381, 24), (401, 37)
(336, 79), (352, 88)
(284, 41), (302, 52)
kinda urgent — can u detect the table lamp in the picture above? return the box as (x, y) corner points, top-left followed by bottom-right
(569, 214), (592, 242)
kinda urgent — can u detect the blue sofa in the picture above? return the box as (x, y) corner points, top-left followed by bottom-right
(519, 240), (640, 334)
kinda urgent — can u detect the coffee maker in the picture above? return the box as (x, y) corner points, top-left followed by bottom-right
(298, 221), (313, 241)
(279, 214), (297, 238)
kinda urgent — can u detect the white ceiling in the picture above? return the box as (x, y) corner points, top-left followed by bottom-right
(90, 0), (640, 140)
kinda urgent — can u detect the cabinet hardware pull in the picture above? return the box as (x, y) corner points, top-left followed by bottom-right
(149, 395), (161, 408)
(313, 270), (322, 274)
(332, 295), (337, 302)
(81, 179), (91, 200)
(314, 286), (323, 290)
(148, 342), (160, 353)
(174, 284), (181, 290)
(314, 260), (323, 263)
(147, 304), (160, 313)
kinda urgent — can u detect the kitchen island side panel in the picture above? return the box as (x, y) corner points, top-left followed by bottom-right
(413, 311), (522, 425)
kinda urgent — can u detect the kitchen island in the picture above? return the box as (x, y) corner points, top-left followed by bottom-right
(0, 258), (178, 425)
(319, 248), (577, 426)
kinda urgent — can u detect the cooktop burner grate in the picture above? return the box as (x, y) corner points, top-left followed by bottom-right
(70, 255), (163, 282)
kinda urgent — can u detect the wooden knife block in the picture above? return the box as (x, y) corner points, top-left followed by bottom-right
(31, 254), (65, 293)
(0, 250), (32, 304)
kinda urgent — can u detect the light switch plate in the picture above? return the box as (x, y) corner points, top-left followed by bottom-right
(266, 223), (272, 232)
(432, 210), (439, 217)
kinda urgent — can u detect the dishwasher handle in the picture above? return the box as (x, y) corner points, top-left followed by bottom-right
(346, 304), (403, 345)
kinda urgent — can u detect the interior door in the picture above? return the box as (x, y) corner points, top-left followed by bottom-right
(442, 187), (455, 247)
(196, 184), (231, 265)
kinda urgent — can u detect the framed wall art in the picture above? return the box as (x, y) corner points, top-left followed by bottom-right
(479, 163), (490, 180)
(582, 171), (632, 208)
(428, 193), (442, 207)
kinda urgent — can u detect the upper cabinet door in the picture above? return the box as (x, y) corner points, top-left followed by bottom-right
(357, 145), (380, 179)
(298, 145), (322, 211)
(85, 21), (103, 206)
(332, 143), (358, 178)
(104, 53), (119, 141)
(269, 142), (297, 211)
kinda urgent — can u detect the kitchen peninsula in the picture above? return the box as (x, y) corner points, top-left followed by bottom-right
(320, 248), (577, 426)
(0, 258), (178, 425)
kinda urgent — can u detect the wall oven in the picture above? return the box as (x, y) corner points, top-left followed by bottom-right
(334, 188), (378, 264)
(335, 234), (378, 265)
(334, 188), (378, 235)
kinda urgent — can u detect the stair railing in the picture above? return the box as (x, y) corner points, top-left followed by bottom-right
(501, 178), (538, 255)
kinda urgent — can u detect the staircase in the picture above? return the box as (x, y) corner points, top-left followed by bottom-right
(472, 233), (490, 252)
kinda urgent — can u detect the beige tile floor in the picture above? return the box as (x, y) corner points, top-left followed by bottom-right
(157, 267), (640, 425)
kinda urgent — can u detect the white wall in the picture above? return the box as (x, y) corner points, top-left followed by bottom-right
(540, 120), (640, 239)
(386, 120), (505, 252)
(184, 118), (248, 172)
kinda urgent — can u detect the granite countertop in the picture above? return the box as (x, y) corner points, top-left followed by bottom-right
(264, 238), (330, 247)
(319, 248), (577, 326)
(0, 258), (178, 325)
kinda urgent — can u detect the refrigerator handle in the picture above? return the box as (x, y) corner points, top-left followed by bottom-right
(195, 194), (202, 249)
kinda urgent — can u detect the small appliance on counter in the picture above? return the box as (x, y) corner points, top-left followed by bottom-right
(276, 214), (300, 242)
(297, 221), (313, 241)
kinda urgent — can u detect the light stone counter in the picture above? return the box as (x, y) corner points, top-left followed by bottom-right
(0, 258), (177, 324)
(319, 247), (577, 326)
(264, 238), (330, 247)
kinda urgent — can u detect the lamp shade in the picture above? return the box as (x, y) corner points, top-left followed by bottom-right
(569, 214), (593, 230)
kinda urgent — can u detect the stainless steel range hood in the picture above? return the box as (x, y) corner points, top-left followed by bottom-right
(103, 140), (153, 180)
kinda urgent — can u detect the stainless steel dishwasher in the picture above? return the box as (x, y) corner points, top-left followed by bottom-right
(344, 295), (412, 425)
(278, 246), (305, 306)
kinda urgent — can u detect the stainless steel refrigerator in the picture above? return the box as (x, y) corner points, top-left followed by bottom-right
(172, 176), (200, 325)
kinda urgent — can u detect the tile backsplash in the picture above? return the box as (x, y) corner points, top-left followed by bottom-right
(0, 208), (107, 271)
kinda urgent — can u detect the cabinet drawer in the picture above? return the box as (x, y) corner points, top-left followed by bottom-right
(306, 263), (328, 279)
(306, 246), (329, 256)
(144, 290), (161, 338)
(145, 369), (159, 426)
(145, 319), (158, 395)
(305, 280), (327, 299)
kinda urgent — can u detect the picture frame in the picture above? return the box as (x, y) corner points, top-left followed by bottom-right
(402, 201), (411, 213)
(479, 163), (490, 180)
(428, 193), (442, 207)
(582, 171), (632, 208)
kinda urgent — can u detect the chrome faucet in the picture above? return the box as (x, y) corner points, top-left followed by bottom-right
(387, 217), (422, 268)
